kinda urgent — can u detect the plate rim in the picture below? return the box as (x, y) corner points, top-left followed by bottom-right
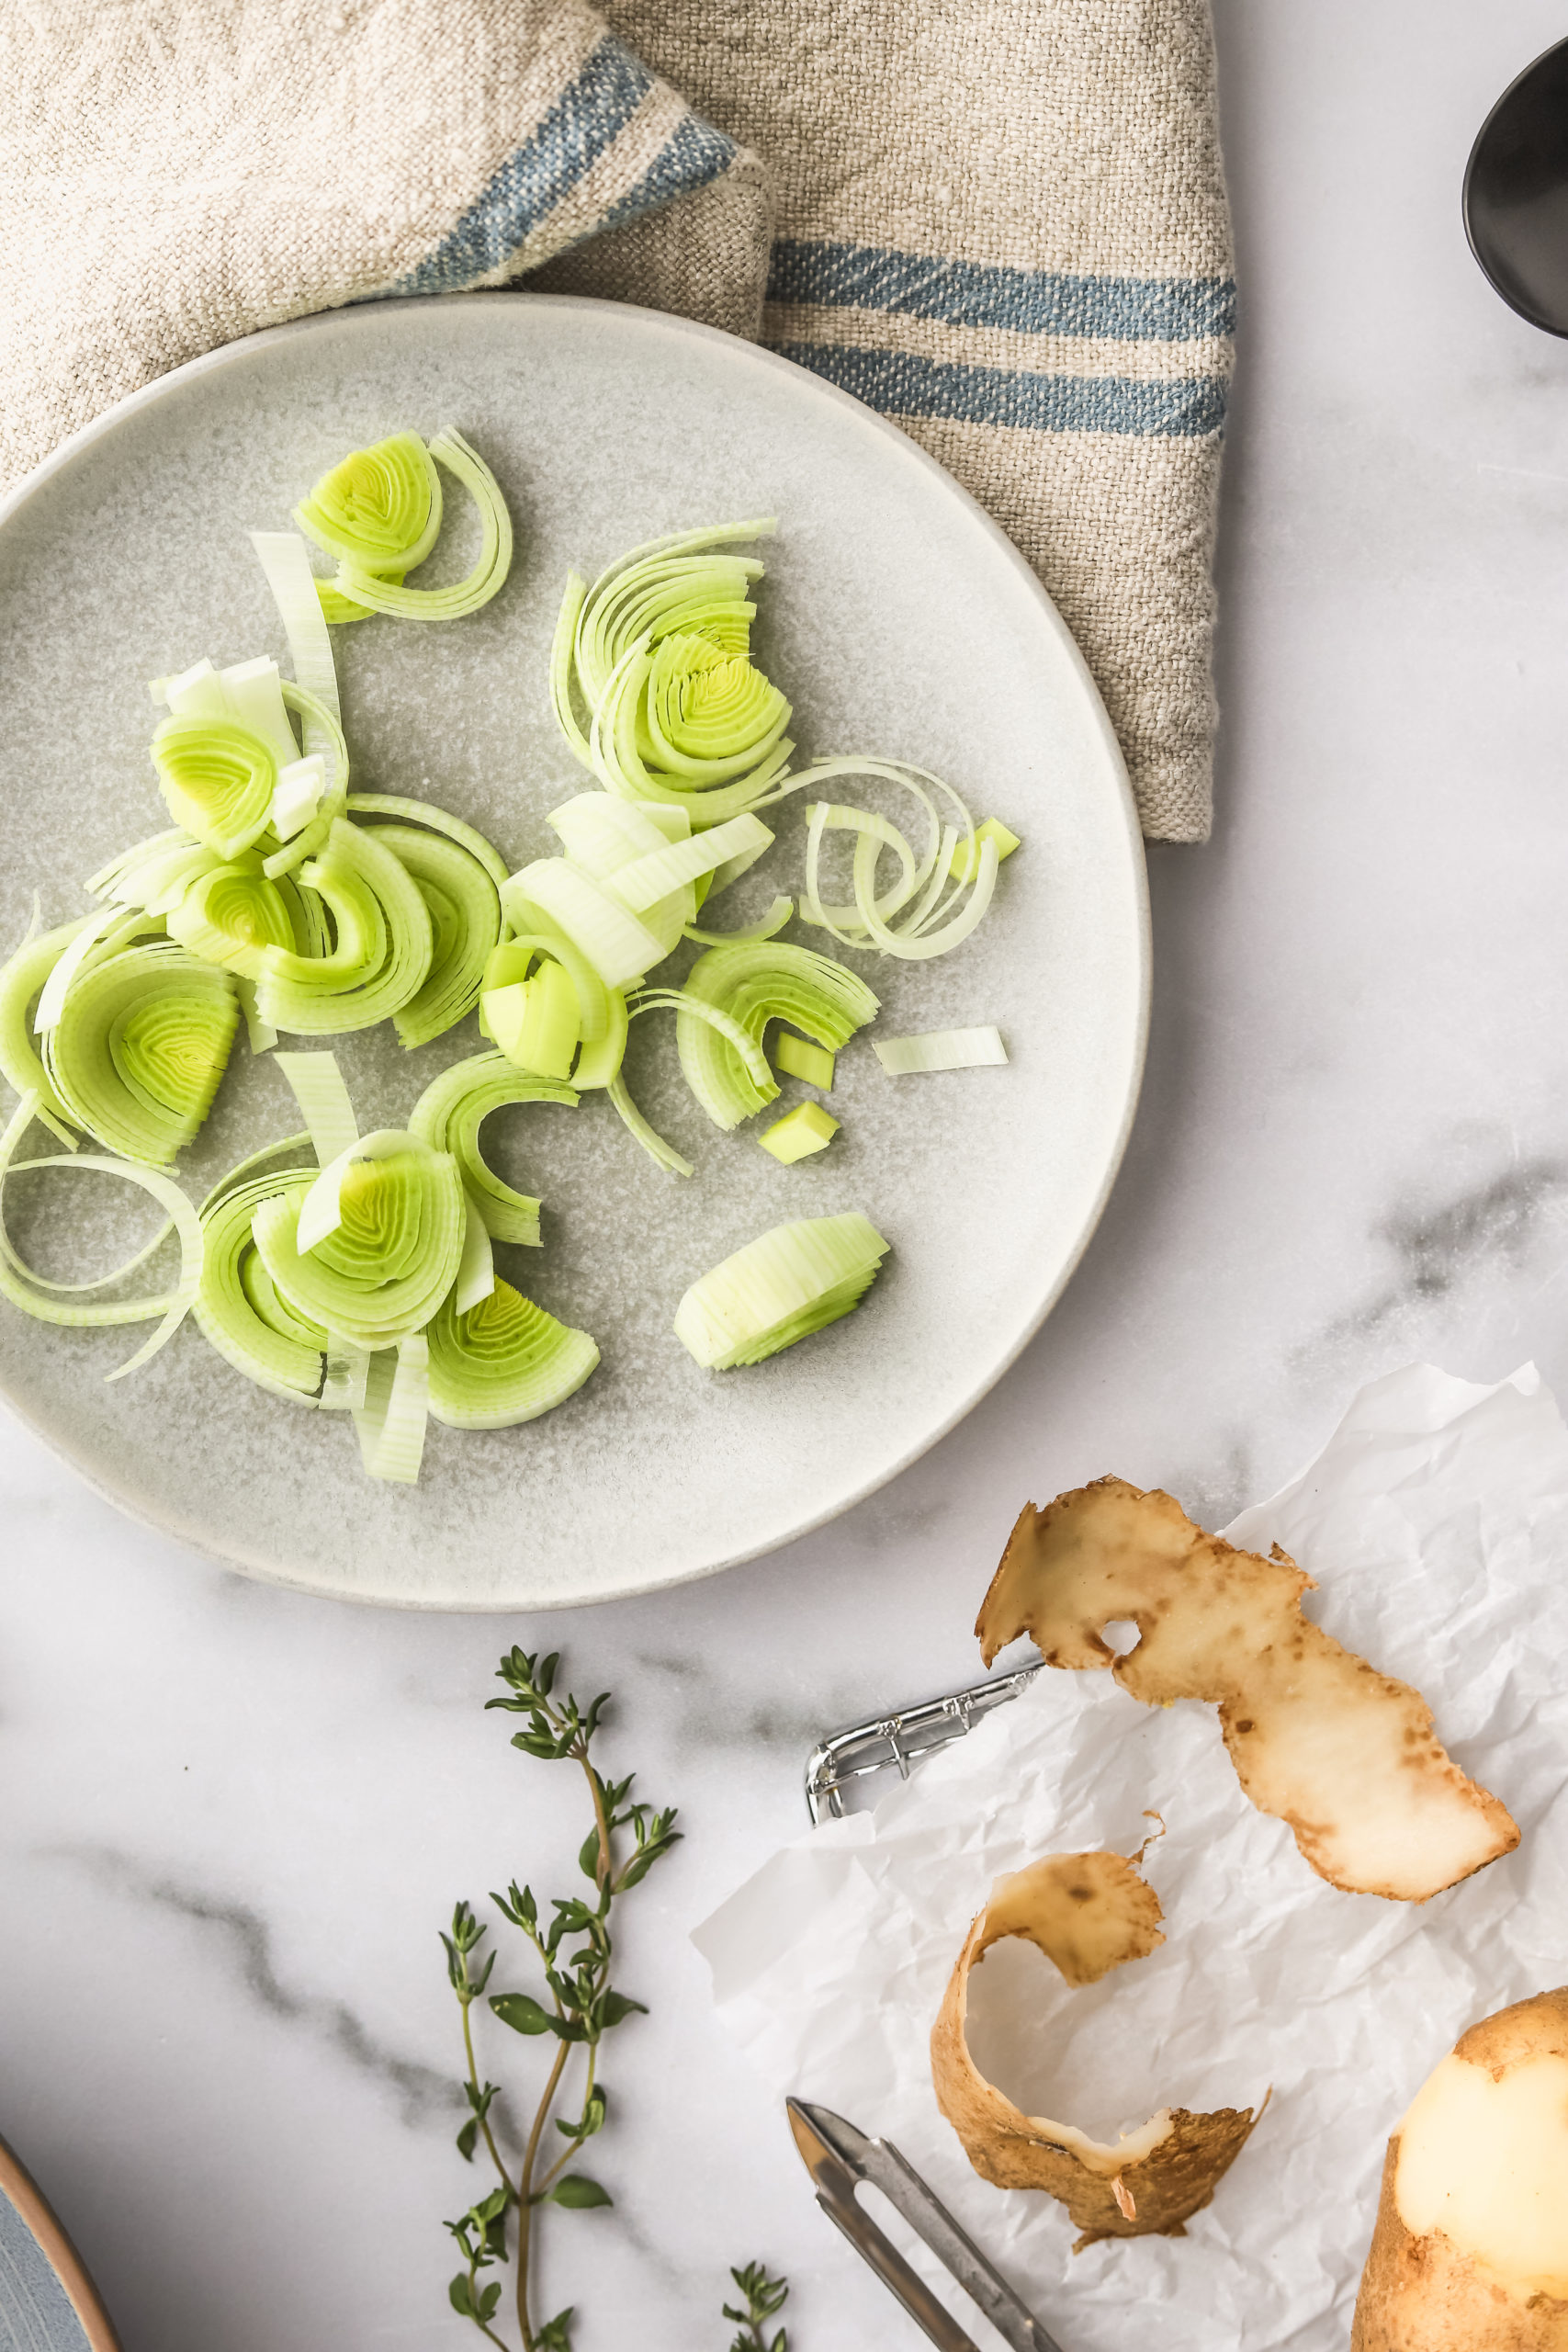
(0, 291), (1151, 1611)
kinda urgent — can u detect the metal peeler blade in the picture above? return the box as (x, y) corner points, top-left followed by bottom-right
(786, 2098), (1065, 2352)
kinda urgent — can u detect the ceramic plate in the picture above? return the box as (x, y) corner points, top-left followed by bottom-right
(0, 2136), (120, 2352)
(0, 296), (1147, 1609)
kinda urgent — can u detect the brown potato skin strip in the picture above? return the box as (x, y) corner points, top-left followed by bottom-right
(931, 1856), (1259, 2249)
(974, 1476), (1518, 1902)
(1352, 1990), (1568, 2351)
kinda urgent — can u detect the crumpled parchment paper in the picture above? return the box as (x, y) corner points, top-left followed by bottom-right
(691, 1363), (1568, 2350)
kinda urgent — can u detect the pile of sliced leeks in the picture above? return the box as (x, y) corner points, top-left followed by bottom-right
(0, 432), (1021, 1487)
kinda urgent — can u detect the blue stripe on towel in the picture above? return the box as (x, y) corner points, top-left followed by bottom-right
(771, 342), (1227, 438)
(602, 111), (738, 232)
(767, 239), (1235, 345)
(394, 37), (657, 296)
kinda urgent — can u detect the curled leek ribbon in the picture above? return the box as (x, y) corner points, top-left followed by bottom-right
(550, 521), (794, 826)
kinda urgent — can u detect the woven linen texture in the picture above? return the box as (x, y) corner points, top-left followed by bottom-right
(1, 0), (1233, 838)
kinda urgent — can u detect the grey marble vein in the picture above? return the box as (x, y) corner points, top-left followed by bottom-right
(54, 1846), (457, 2127)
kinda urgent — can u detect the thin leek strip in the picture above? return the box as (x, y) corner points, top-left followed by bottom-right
(780, 757), (1004, 960)
(321, 1336), (371, 1412)
(682, 896), (794, 947)
(151, 716), (278, 858)
(0, 913), (85, 1142)
(294, 433), (444, 581)
(353, 1332), (430, 1484)
(455, 1193), (497, 1315)
(502, 861), (666, 993)
(408, 1054), (577, 1245)
(549, 571), (592, 765)
(194, 1169), (323, 1403)
(673, 1213), (889, 1370)
(279, 682), (350, 814)
(606, 1070), (692, 1179)
(426, 1278), (599, 1430)
(333, 432), (513, 621)
(873, 1027), (1009, 1075)
(570, 988), (626, 1090)
(0, 1094), (202, 1376)
(671, 942), (879, 1132)
(274, 1050), (359, 1166)
(626, 987), (774, 1099)
(254, 819), (434, 1035)
(198, 1132), (315, 1212)
(44, 944), (239, 1167)
(606, 811), (773, 915)
(254, 1136), (465, 1349)
(250, 530), (343, 731)
(34, 906), (137, 1033)
(356, 822), (502, 1049)
(345, 794), (510, 891)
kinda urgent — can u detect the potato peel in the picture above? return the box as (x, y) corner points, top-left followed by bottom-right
(1352, 1988), (1568, 2349)
(931, 1848), (1261, 2249)
(976, 1476), (1519, 1903)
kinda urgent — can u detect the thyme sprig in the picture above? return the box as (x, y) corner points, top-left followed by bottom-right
(724, 2260), (789, 2352)
(442, 1647), (680, 2352)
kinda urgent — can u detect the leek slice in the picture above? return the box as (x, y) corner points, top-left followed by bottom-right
(356, 821), (502, 1048)
(758, 1102), (839, 1163)
(354, 1332), (430, 1482)
(330, 432), (513, 622)
(194, 1168), (324, 1403)
(481, 929), (610, 1047)
(253, 1134), (465, 1349)
(626, 987), (774, 1102)
(271, 755), (325, 841)
(251, 530), (343, 732)
(0, 913), (85, 1142)
(551, 521), (795, 824)
(274, 1049), (359, 1165)
(164, 857), (298, 978)
(151, 716), (278, 858)
(502, 861), (667, 993)
(294, 433), (444, 582)
(542, 790), (694, 953)
(673, 1212), (889, 1369)
(606, 811), (773, 915)
(345, 795), (509, 890)
(773, 1032), (835, 1090)
(590, 633), (793, 829)
(89, 833), (218, 917)
(0, 1094), (203, 1377)
(873, 1026), (1009, 1074)
(455, 1194), (496, 1315)
(483, 956), (580, 1080)
(44, 943), (238, 1166)
(426, 1277), (599, 1430)
(408, 1053), (577, 1245)
(682, 895), (794, 947)
(607, 1070), (692, 1179)
(671, 943), (879, 1131)
(254, 818), (434, 1035)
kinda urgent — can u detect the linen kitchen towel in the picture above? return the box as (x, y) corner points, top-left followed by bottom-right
(1, 0), (1233, 839)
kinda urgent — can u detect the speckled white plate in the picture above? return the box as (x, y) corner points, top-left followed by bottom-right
(0, 295), (1147, 1610)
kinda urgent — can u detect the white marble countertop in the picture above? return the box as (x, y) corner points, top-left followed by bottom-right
(7, 6), (1568, 2346)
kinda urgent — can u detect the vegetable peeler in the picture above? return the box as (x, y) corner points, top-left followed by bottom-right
(786, 2098), (1064, 2352)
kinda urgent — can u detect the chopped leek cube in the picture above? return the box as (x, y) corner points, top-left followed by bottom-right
(759, 1102), (839, 1163)
(772, 1031), (835, 1090)
(949, 818), (1021, 883)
